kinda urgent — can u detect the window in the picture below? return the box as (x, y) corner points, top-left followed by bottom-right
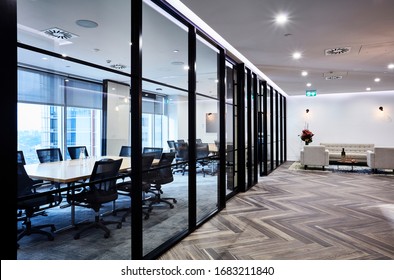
(17, 67), (103, 163)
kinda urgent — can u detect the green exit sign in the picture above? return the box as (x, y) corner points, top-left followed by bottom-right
(306, 90), (317, 96)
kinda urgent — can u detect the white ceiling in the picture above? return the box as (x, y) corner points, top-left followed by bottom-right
(179, 0), (394, 96)
(17, 0), (394, 97)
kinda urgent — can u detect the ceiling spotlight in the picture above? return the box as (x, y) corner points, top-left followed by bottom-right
(306, 83), (312, 87)
(366, 87), (371, 91)
(292, 52), (301, 59)
(374, 77), (381, 82)
(388, 63), (394, 69)
(301, 71), (308, 76)
(275, 14), (288, 24)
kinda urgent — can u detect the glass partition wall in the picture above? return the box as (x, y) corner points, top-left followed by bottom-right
(14, 0), (286, 260)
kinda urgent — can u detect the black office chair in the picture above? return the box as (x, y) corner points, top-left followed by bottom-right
(17, 150), (27, 165)
(167, 140), (176, 152)
(196, 143), (210, 177)
(143, 147), (163, 160)
(119, 145), (132, 157)
(196, 138), (202, 144)
(173, 142), (188, 175)
(18, 150), (44, 184)
(17, 163), (62, 248)
(36, 148), (63, 163)
(146, 152), (177, 209)
(67, 146), (89, 159)
(66, 158), (123, 239)
(113, 154), (155, 223)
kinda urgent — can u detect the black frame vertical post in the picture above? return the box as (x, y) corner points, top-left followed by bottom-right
(252, 73), (258, 183)
(236, 63), (246, 192)
(188, 25), (197, 232)
(130, 0), (143, 260)
(275, 90), (279, 167)
(246, 68), (252, 188)
(262, 81), (268, 176)
(3, 0), (17, 260)
(218, 49), (226, 209)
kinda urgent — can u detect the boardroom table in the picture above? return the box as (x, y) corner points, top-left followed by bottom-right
(24, 156), (159, 230)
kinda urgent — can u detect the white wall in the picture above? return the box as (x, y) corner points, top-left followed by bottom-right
(106, 81), (130, 156)
(287, 91), (394, 161)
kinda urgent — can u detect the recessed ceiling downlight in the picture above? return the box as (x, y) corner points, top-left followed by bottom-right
(171, 61), (184, 65)
(76, 19), (98, 28)
(324, 47), (351, 56)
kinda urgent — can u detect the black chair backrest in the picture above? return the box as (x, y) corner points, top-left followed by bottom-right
(36, 148), (63, 163)
(89, 158), (122, 194)
(141, 154), (155, 184)
(119, 145), (132, 157)
(17, 150), (26, 165)
(154, 152), (176, 183)
(68, 146), (89, 160)
(174, 142), (188, 161)
(167, 140), (175, 149)
(17, 163), (34, 197)
(17, 163), (62, 208)
(196, 138), (202, 144)
(143, 147), (163, 159)
(177, 139), (185, 143)
(196, 143), (209, 159)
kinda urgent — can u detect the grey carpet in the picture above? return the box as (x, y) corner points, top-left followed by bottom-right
(17, 172), (219, 259)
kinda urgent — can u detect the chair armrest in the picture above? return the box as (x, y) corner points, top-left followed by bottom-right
(366, 150), (375, 167)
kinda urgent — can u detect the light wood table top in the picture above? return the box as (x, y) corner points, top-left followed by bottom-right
(25, 156), (159, 184)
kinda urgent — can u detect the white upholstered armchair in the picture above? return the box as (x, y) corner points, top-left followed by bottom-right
(366, 147), (394, 172)
(300, 145), (329, 170)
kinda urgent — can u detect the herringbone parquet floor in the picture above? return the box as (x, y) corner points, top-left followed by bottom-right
(158, 161), (394, 260)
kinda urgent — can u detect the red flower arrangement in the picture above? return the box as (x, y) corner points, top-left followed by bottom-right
(300, 129), (314, 145)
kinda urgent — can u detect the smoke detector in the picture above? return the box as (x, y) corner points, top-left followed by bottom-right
(42, 27), (79, 40)
(324, 47), (351, 56)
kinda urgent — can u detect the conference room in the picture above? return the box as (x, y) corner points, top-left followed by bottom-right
(15, 0), (267, 260)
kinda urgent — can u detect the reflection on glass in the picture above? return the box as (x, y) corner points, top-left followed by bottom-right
(196, 95), (219, 222)
(142, 2), (188, 90)
(196, 35), (219, 98)
(141, 0), (189, 254)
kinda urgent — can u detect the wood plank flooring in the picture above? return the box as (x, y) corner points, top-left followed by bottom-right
(158, 161), (394, 260)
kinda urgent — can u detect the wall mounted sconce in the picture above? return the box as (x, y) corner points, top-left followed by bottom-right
(306, 109), (310, 113)
(379, 106), (383, 111)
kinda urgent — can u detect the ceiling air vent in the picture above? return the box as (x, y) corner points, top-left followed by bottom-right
(325, 75), (342, 80)
(110, 64), (127, 70)
(324, 47), (351, 56)
(323, 71), (347, 80)
(42, 27), (78, 40)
